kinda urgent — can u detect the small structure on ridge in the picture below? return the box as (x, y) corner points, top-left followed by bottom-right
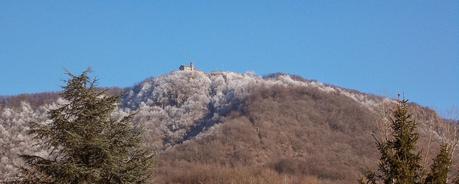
(179, 62), (195, 71)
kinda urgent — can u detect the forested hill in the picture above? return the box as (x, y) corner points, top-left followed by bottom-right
(0, 70), (454, 183)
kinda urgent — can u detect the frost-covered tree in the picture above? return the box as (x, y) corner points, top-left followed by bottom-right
(0, 103), (48, 181)
(2, 70), (407, 181)
(122, 71), (382, 149)
(13, 70), (153, 184)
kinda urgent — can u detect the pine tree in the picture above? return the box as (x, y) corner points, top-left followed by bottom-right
(14, 70), (153, 184)
(363, 99), (424, 184)
(425, 144), (452, 184)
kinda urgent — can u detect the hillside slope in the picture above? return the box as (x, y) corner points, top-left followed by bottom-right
(154, 83), (448, 184)
(0, 71), (452, 183)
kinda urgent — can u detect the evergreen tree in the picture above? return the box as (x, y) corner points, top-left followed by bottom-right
(15, 70), (153, 184)
(362, 99), (424, 184)
(425, 144), (452, 184)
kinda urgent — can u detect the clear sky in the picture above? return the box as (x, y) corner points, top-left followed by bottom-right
(0, 1), (458, 118)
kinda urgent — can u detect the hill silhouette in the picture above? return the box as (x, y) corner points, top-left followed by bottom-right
(0, 71), (454, 183)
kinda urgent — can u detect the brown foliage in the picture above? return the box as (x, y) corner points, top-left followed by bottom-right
(0, 88), (121, 111)
(1, 76), (452, 184)
(155, 86), (378, 183)
(154, 86), (452, 184)
(0, 92), (59, 110)
(155, 161), (322, 184)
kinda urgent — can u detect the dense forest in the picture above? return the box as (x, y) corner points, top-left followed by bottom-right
(1, 70), (457, 184)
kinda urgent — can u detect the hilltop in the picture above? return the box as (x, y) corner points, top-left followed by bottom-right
(0, 70), (454, 183)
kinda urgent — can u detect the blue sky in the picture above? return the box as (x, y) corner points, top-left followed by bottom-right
(0, 1), (458, 118)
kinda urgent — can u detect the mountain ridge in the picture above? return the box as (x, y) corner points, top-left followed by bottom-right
(0, 70), (454, 183)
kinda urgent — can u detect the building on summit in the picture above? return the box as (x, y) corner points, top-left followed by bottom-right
(179, 63), (194, 71)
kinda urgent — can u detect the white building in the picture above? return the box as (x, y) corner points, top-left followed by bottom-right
(179, 63), (194, 71)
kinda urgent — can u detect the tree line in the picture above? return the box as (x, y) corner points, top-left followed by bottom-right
(3, 70), (458, 184)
